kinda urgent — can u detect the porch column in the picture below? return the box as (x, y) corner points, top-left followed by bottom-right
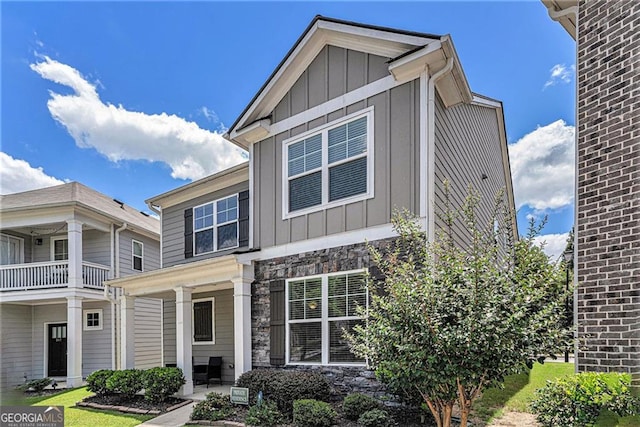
(120, 295), (136, 369)
(67, 219), (83, 288)
(66, 296), (83, 387)
(175, 287), (193, 396)
(233, 265), (253, 379)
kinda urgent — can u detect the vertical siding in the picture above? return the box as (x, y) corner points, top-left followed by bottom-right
(0, 304), (33, 391)
(433, 94), (508, 248)
(118, 230), (160, 277)
(134, 298), (163, 369)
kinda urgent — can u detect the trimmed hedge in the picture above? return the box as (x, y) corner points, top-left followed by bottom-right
(245, 401), (284, 427)
(142, 367), (185, 403)
(106, 369), (143, 399)
(343, 392), (381, 420)
(191, 392), (235, 421)
(358, 408), (392, 427)
(86, 367), (186, 402)
(86, 370), (114, 396)
(16, 378), (52, 393)
(293, 399), (336, 427)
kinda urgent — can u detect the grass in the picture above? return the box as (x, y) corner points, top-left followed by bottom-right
(11, 387), (154, 427)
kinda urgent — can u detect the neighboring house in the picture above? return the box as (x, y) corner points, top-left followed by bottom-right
(108, 16), (516, 396)
(542, 1), (639, 386)
(0, 182), (162, 391)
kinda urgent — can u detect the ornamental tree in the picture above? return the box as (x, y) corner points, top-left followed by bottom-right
(347, 185), (571, 427)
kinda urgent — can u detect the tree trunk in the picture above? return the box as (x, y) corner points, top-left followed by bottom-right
(424, 398), (454, 427)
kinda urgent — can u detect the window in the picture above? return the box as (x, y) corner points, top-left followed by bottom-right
(286, 271), (367, 365)
(132, 240), (143, 271)
(51, 237), (68, 261)
(284, 109), (374, 218)
(0, 233), (23, 265)
(193, 195), (238, 255)
(192, 298), (215, 344)
(83, 309), (103, 331)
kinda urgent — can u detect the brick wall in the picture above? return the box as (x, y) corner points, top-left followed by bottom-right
(576, 0), (639, 384)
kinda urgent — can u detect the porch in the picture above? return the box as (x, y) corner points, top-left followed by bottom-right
(0, 261), (110, 291)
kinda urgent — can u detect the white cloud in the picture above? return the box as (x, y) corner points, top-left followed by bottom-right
(30, 56), (246, 181)
(544, 64), (574, 89)
(508, 120), (575, 211)
(0, 152), (66, 194)
(534, 232), (570, 262)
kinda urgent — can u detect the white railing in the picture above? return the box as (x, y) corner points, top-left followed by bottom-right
(0, 261), (110, 291)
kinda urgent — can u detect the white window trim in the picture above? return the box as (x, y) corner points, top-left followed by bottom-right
(0, 233), (24, 265)
(50, 236), (68, 261)
(83, 309), (103, 331)
(285, 269), (368, 366)
(132, 239), (144, 272)
(282, 107), (375, 220)
(193, 194), (240, 256)
(192, 297), (215, 345)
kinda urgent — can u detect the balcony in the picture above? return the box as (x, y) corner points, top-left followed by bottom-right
(0, 261), (110, 291)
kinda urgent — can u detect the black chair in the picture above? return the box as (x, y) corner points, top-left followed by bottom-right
(193, 356), (222, 388)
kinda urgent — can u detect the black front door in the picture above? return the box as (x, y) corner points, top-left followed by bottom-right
(48, 323), (67, 377)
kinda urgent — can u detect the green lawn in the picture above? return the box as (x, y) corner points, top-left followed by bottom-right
(20, 387), (153, 427)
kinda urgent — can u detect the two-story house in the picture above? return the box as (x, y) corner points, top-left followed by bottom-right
(108, 16), (516, 396)
(0, 182), (162, 391)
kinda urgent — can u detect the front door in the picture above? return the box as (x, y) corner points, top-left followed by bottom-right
(48, 323), (67, 377)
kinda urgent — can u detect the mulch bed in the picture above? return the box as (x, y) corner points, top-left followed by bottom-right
(78, 394), (192, 415)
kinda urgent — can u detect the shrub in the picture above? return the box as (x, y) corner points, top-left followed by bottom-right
(106, 369), (143, 399)
(16, 378), (52, 393)
(358, 408), (392, 427)
(143, 367), (185, 403)
(293, 399), (336, 427)
(86, 370), (114, 396)
(237, 369), (331, 415)
(531, 372), (639, 427)
(245, 401), (284, 426)
(343, 393), (381, 420)
(190, 392), (235, 421)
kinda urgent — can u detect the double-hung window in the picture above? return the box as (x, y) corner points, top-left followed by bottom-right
(0, 234), (23, 265)
(193, 194), (238, 255)
(284, 108), (373, 217)
(286, 271), (367, 365)
(132, 240), (143, 271)
(51, 237), (68, 261)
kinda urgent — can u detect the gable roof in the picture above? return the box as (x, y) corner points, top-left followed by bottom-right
(226, 15), (473, 149)
(0, 182), (159, 236)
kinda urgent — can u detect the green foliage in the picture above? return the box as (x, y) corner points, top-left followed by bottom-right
(86, 370), (114, 396)
(236, 369), (331, 415)
(343, 393), (380, 420)
(190, 392), (235, 421)
(142, 367), (185, 403)
(16, 378), (52, 393)
(245, 401), (285, 426)
(357, 408), (392, 427)
(292, 399), (336, 427)
(345, 183), (571, 427)
(105, 369), (143, 399)
(531, 372), (640, 427)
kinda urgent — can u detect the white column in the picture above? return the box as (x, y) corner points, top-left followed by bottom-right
(67, 220), (83, 288)
(233, 265), (253, 380)
(120, 295), (136, 369)
(175, 287), (193, 396)
(66, 296), (83, 387)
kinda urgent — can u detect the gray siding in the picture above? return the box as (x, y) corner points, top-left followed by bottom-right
(433, 94), (508, 248)
(0, 304), (33, 391)
(254, 67), (421, 248)
(134, 298), (163, 369)
(31, 304), (66, 379)
(119, 230), (160, 277)
(161, 181), (249, 268)
(162, 300), (176, 365)
(83, 229), (110, 265)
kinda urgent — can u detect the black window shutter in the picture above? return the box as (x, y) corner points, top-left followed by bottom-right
(238, 190), (250, 247)
(184, 208), (193, 258)
(270, 279), (285, 366)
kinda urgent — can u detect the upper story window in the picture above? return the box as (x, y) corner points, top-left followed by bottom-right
(51, 237), (68, 261)
(0, 233), (24, 265)
(283, 108), (374, 218)
(132, 240), (143, 271)
(193, 194), (238, 255)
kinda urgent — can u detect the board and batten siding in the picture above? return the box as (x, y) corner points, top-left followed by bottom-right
(134, 298), (163, 369)
(433, 94), (508, 248)
(254, 46), (420, 248)
(0, 304), (33, 391)
(161, 181), (249, 268)
(118, 230), (160, 277)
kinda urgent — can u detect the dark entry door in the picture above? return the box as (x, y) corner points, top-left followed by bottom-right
(48, 323), (67, 377)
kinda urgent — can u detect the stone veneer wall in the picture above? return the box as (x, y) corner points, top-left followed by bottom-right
(576, 0), (639, 385)
(252, 239), (392, 397)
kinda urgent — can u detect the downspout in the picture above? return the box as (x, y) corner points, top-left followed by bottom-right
(114, 223), (128, 279)
(426, 57), (454, 242)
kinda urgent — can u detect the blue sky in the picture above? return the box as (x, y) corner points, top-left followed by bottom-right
(1, 1), (576, 259)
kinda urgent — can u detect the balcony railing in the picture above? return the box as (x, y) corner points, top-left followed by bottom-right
(0, 261), (111, 291)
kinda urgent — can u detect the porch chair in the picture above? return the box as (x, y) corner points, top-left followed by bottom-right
(193, 356), (222, 388)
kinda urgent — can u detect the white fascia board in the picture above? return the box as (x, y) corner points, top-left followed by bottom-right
(388, 41), (443, 83)
(317, 20), (436, 50)
(0, 288), (108, 303)
(0, 206), (75, 229)
(471, 95), (502, 109)
(229, 119), (272, 148)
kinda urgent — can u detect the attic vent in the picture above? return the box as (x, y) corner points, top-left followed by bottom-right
(113, 199), (125, 208)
